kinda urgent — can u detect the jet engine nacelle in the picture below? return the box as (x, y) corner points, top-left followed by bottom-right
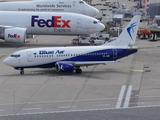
(0, 27), (26, 43)
(55, 62), (74, 72)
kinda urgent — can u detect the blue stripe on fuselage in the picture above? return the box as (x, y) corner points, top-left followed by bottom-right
(14, 49), (138, 69)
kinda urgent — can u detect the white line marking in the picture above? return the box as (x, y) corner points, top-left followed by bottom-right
(22, 108), (41, 110)
(58, 106), (76, 109)
(124, 85), (132, 108)
(93, 104), (111, 106)
(116, 85), (126, 108)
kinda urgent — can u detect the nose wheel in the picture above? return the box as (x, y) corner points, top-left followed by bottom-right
(20, 70), (24, 75)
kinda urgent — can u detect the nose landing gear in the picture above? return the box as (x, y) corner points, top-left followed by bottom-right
(14, 68), (24, 75)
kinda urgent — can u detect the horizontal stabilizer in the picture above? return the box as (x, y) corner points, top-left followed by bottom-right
(126, 46), (159, 50)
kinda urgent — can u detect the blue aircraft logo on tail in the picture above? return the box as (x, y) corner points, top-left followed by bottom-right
(127, 22), (136, 40)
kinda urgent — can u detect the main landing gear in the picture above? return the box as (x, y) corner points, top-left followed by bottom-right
(76, 69), (82, 73)
(20, 70), (24, 75)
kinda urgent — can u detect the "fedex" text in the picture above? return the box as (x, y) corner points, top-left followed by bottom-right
(8, 34), (20, 38)
(31, 16), (71, 28)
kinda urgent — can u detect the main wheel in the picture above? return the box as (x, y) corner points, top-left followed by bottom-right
(20, 70), (24, 75)
(76, 69), (82, 73)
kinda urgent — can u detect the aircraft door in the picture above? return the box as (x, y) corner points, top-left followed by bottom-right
(72, 1), (76, 12)
(27, 51), (33, 62)
(113, 49), (117, 59)
(77, 19), (82, 28)
(73, 1), (76, 7)
(76, 19), (83, 34)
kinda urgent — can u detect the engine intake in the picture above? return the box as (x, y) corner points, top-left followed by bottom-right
(55, 62), (74, 72)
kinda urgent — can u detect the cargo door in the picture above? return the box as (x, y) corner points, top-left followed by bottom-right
(71, 1), (76, 12)
(76, 19), (83, 34)
(77, 19), (82, 28)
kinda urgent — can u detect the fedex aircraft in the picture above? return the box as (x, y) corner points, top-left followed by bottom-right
(3, 15), (141, 74)
(0, 11), (104, 43)
(0, 0), (99, 17)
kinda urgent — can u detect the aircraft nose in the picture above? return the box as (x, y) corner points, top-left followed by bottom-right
(3, 57), (12, 66)
(87, 5), (99, 17)
(98, 23), (105, 31)
(94, 8), (99, 16)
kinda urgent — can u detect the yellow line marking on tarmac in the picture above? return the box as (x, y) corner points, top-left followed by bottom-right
(0, 69), (145, 76)
(0, 94), (26, 103)
(131, 69), (145, 72)
(0, 74), (22, 76)
(0, 72), (63, 79)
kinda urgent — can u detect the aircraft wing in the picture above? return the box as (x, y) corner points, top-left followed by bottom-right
(73, 61), (115, 66)
(0, 25), (13, 28)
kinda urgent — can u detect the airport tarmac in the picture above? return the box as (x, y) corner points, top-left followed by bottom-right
(0, 33), (160, 117)
(0, 0), (160, 119)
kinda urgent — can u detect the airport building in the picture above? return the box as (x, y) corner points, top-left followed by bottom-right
(147, 2), (160, 19)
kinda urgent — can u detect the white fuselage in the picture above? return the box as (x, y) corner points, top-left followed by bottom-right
(13, 46), (113, 67)
(0, 11), (104, 35)
(3, 46), (135, 68)
(0, 0), (99, 17)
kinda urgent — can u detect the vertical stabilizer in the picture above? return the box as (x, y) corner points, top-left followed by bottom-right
(104, 15), (141, 47)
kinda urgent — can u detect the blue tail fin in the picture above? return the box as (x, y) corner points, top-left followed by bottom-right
(103, 15), (141, 47)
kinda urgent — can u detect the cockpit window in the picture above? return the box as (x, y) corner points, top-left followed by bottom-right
(79, 1), (84, 4)
(93, 21), (98, 24)
(10, 55), (20, 58)
(93, 20), (100, 24)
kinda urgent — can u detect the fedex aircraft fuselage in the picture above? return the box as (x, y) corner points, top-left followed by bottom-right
(0, 12), (103, 35)
(0, 0), (99, 17)
(0, 11), (104, 43)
